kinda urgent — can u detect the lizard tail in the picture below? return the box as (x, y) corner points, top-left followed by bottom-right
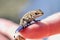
(15, 26), (24, 33)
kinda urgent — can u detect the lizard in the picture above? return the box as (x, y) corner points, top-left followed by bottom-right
(15, 9), (44, 33)
(14, 9), (44, 40)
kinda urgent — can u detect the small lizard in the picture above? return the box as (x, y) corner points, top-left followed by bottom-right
(14, 9), (44, 40)
(15, 9), (44, 33)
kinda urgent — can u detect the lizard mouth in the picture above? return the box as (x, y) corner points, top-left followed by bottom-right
(34, 16), (40, 18)
(37, 14), (42, 17)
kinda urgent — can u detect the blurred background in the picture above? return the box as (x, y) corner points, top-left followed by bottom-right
(0, 0), (60, 40)
(0, 0), (29, 24)
(0, 0), (60, 24)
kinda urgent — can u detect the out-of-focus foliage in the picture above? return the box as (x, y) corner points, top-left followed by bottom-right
(0, 0), (28, 23)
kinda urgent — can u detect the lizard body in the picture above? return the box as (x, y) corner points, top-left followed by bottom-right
(16, 9), (44, 32)
(20, 9), (44, 27)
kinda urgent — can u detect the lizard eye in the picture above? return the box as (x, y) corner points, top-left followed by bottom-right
(35, 13), (39, 15)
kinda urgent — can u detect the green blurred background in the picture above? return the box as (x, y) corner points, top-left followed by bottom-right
(0, 0), (28, 24)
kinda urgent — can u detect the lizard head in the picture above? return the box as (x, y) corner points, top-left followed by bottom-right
(31, 9), (44, 18)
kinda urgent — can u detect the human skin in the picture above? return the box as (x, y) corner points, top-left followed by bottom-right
(0, 18), (19, 40)
(0, 12), (60, 40)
